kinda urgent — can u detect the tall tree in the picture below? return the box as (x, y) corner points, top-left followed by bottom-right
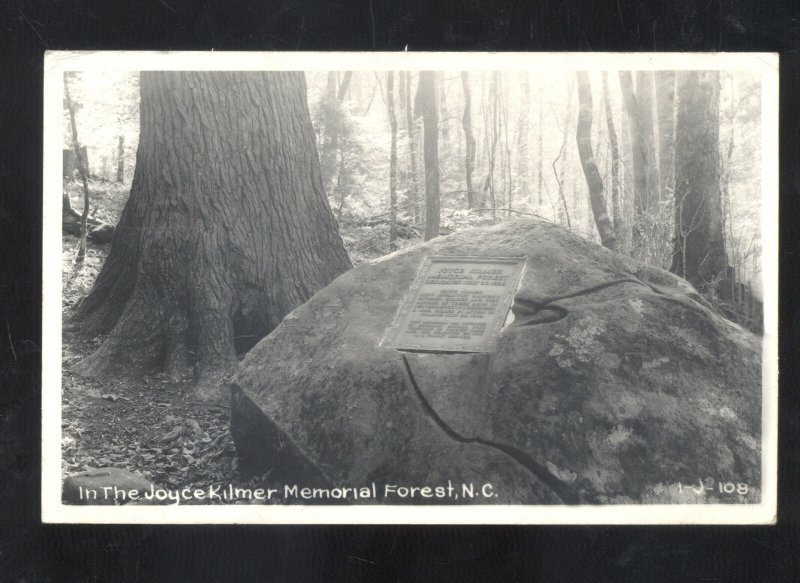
(72, 71), (353, 400)
(64, 74), (91, 264)
(461, 72), (476, 208)
(601, 71), (622, 235)
(320, 71), (341, 187)
(537, 84), (543, 206)
(576, 72), (616, 250)
(387, 71), (398, 249)
(337, 71), (353, 101)
(516, 72), (531, 203)
(618, 71), (648, 254)
(405, 71), (421, 222)
(416, 71), (440, 240)
(656, 71), (677, 202)
(636, 71), (661, 205)
(671, 71), (728, 299)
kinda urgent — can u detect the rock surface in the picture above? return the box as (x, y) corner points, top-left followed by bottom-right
(231, 220), (761, 504)
(63, 467), (155, 505)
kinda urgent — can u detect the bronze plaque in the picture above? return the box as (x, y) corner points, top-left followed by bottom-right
(381, 256), (527, 352)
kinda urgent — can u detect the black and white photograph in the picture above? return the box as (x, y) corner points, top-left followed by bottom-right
(41, 52), (778, 524)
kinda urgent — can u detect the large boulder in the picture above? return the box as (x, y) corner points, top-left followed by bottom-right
(230, 220), (761, 504)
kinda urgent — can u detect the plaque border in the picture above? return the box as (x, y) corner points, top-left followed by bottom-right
(380, 255), (527, 352)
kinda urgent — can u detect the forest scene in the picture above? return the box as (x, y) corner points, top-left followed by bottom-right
(58, 64), (766, 507)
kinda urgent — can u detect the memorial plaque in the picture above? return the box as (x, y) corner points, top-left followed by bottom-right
(381, 256), (527, 352)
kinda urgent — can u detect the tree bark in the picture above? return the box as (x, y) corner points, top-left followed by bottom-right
(461, 72), (476, 209)
(656, 70), (677, 202)
(671, 71), (728, 299)
(72, 71), (352, 400)
(576, 72), (616, 250)
(417, 71), (440, 240)
(387, 72), (398, 249)
(602, 72), (622, 235)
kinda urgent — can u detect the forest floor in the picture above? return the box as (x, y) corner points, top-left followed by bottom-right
(59, 176), (459, 503)
(60, 236), (253, 503)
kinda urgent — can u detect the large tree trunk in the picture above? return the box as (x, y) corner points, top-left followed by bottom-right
(656, 70), (677, 202)
(670, 71), (728, 299)
(387, 72), (398, 249)
(601, 71), (622, 236)
(417, 71), (440, 241)
(576, 72), (616, 250)
(461, 72), (476, 209)
(72, 71), (353, 400)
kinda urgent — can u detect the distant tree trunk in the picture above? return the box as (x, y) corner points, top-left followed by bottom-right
(405, 72), (421, 222)
(656, 71), (677, 202)
(321, 72), (340, 187)
(482, 72), (500, 222)
(337, 71), (353, 101)
(537, 84), (543, 206)
(64, 75), (90, 264)
(439, 72), (449, 143)
(636, 71), (661, 205)
(72, 71), (353, 400)
(387, 72), (398, 249)
(417, 71), (440, 240)
(671, 71), (728, 299)
(517, 72), (530, 203)
(618, 71), (648, 255)
(461, 72), (476, 209)
(602, 72), (622, 235)
(501, 77), (513, 216)
(576, 72), (616, 250)
(116, 135), (125, 183)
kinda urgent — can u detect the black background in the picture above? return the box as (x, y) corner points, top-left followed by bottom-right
(2, 0), (799, 580)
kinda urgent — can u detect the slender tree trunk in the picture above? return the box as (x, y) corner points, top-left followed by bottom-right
(72, 71), (353, 400)
(537, 84), (543, 206)
(618, 71), (648, 255)
(116, 135), (125, 183)
(337, 71), (353, 101)
(461, 72), (476, 208)
(636, 71), (661, 204)
(387, 72), (398, 249)
(64, 75), (91, 264)
(482, 71), (500, 222)
(417, 71), (440, 240)
(576, 72), (616, 250)
(671, 71), (727, 299)
(405, 72), (421, 222)
(439, 72), (449, 143)
(321, 72), (340, 187)
(656, 71), (676, 202)
(501, 77), (513, 216)
(517, 72), (530, 204)
(602, 72), (622, 235)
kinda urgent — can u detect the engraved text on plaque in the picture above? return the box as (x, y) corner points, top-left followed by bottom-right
(381, 256), (527, 352)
